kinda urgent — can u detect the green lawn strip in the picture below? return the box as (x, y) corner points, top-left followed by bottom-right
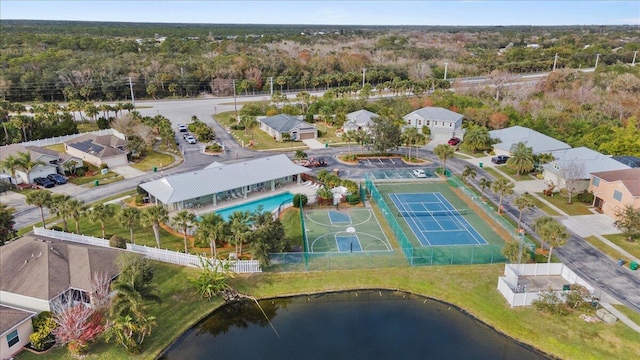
(130, 151), (176, 171)
(457, 149), (486, 158)
(68, 171), (124, 186)
(281, 207), (303, 248)
(76, 122), (100, 132)
(526, 195), (562, 216)
(602, 233), (640, 261)
(534, 193), (593, 216)
(482, 167), (509, 181)
(494, 166), (537, 181)
(583, 236), (631, 266)
(44, 143), (66, 153)
(612, 304), (640, 325)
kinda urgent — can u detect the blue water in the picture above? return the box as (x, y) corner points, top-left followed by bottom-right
(208, 192), (293, 221)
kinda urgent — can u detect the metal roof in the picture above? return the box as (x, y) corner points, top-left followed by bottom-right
(258, 114), (314, 133)
(489, 126), (571, 154)
(403, 107), (463, 122)
(612, 156), (640, 168)
(140, 154), (311, 204)
(345, 110), (378, 127)
(543, 147), (630, 179)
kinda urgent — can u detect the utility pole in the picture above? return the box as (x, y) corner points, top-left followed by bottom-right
(632, 51), (638, 66)
(128, 77), (135, 108)
(443, 63), (448, 80)
(269, 77), (274, 95)
(232, 80), (238, 122)
(552, 53), (558, 71)
(595, 54), (601, 70)
(362, 68), (366, 88)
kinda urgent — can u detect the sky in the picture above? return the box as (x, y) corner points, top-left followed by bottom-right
(1, 1), (639, 26)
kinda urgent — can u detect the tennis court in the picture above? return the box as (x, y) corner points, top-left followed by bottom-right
(389, 193), (488, 246)
(304, 208), (392, 253)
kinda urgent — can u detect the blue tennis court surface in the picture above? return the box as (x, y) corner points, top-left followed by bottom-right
(389, 193), (488, 246)
(335, 234), (363, 252)
(329, 210), (351, 225)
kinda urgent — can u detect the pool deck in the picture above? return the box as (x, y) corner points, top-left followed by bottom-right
(176, 182), (319, 217)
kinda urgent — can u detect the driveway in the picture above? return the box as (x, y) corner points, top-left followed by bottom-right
(110, 165), (148, 179)
(560, 214), (620, 237)
(49, 182), (87, 196)
(302, 139), (326, 149)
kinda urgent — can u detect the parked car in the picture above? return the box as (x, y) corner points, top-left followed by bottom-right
(491, 155), (510, 164)
(34, 177), (55, 188)
(47, 173), (67, 184)
(413, 169), (427, 178)
(178, 124), (187, 132)
(448, 137), (461, 146)
(185, 135), (197, 144)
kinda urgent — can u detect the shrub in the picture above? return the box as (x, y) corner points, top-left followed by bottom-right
(96, 117), (110, 130)
(565, 285), (590, 309)
(347, 194), (360, 205)
(293, 193), (308, 208)
(109, 235), (126, 249)
(75, 168), (86, 177)
(230, 124), (245, 130)
(48, 225), (63, 231)
(532, 289), (567, 315)
(206, 143), (222, 153)
(99, 163), (109, 170)
(577, 190), (594, 204)
(135, 194), (145, 205)
(30, 312), (56, 351)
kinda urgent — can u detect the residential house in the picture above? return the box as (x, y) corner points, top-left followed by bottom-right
(0, 305), (35, 358)
(588, 168), (640, 219)
(257, 114), (317, 141)
(0, 235), (121, 313)
(64, 134), (129, 168)
(140, 154), (311, 211)
(0, 144), (81, 184)
(489, 126), (571, 156)
(612, 156), (640, 168)
(343, 110), (378, 133)
(542, 147), (630, 192)
(402, 107), (464, 141)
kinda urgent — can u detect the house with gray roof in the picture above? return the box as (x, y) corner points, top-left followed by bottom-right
(139, 154), (311, 211)
(0, 144), (81, 184)
(402, 107), (464, 141)
(257, 114), (317, 141)
(613, 156), (640, 168)
(0, 235), (121, 313)
(64, 133), (129, 168)
(343, 110), (379, 133)
(542, 147), (630, 192)
(0, 305), (35, 357)
(489, 126), (571, 156)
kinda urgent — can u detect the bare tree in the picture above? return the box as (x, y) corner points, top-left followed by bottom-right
(409, 62), (432, 81)
(487, 70), (513, 101)
(132, 123), (154, 147)
(557, 160), (586, 204)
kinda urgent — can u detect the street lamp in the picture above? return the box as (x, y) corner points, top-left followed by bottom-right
(594, 54), (601, 70)
(362, 68), (366, 88)
(443, 63), (448, 80)
(632, 51), (638, 66)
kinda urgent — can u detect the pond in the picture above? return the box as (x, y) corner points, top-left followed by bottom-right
(160, 290), (549, 360)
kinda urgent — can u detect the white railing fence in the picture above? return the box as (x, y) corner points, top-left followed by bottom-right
(32, 227), (261, 273)
(20, 128), (126, 147)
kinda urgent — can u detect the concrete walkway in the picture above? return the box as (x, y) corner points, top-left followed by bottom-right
(302, 138), (326, 149)
(601, 303), (640, 332)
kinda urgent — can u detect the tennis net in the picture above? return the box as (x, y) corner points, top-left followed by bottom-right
(398, 209), (467, 217)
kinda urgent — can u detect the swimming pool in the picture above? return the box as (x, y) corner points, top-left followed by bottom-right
(209, 192), (293, 220)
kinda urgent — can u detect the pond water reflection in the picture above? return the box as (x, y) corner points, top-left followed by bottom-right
(160, 290), (549, 360)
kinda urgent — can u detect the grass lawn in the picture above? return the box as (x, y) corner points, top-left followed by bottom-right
(527, 195), (562, 216)
(76, 122), (100, 133)
(18, 263), (640, 360)
(583, 235), (627, 264)
(483, 167), (509, 181)
(534, 193), (593, 216)
(457, 148), (487, 158)
(130, 151), (176, 171)
(602, 233), (640, 260)
(68, 171), (124, 186)
(612, 304), (640, 325)
(44, 143), (66, 153)
(494, 165), (537, 181)
(281, 207), (303, 248)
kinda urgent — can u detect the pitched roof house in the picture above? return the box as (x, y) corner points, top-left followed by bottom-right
(343, 110), (379, 133)
(0, 144), (81, 184)
(588, 168), (640, 219)
(489, 126), (571, 155)
(0, 305), (35, 357)
(257, 114), (317, 141)
(64, 134), (129, 168)
(402, 107), (464, 141)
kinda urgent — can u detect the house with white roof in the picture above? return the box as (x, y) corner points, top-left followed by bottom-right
(402, 107), (465, 141)
(139, 154), (311, 211)
(542, 147), (631, 192)
(343, 110), (379, 133)
(0, 144), (82, 184)
(257, 114), (317, 141)
(489, 126), (571, 156)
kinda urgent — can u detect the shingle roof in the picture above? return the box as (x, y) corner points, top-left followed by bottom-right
(65, 134), (128, 158)
(0, 235), (121, 302)
(0, 144), (58, 163)
(403, 107), (463, 122)
(592, 168), (640, 197)
(489, 126), (571, 154)
(613, 156), (640, 168)
(0, 305), (34, 337)
(259, 114), (315, 133)
(345, 110), (379, 127)
(140, 154), (311, 204)
(543, 147), (631, 178)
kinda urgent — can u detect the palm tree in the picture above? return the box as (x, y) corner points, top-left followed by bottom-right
(534, 217), (568, 263)
(414, 132), (426, 159)
(533, 216), (555, 256)
(88, 204), (117, 238)
(344, 130), (356, 157)
(461, 165), (477, 185)
(0, 154), (21, 185)
(196, 212), (227, 258)
(171, 210), (196, 254)
(433, 144), (454, 175)
(49, 194), (72, 231)
(84, 103), (99, 122)
(506, 142), (535, 175)
(140, 205), (168, 248)
(501, 241), (531, 264)
(402, 127), (419, 160)
(26, 191), (52, 227)
(461, 124), (491, 153)
(16, 151), (45, 184)
(67, 199), (86, 234)
(294, 149), (307, 161)
(117, 207), (140, 245)
(228, 211), (251, 257)
(479, 178), (492, 200)
(513, 195), (536, 229)
(491, 179), (514, 214)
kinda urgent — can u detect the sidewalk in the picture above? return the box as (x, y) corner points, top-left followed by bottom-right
(601, 303), (640, 333)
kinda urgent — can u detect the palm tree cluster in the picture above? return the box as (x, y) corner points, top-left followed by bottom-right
(1, 151), (45, 185)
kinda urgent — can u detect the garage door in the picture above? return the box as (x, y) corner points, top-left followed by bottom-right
(299, 132), (316, 140)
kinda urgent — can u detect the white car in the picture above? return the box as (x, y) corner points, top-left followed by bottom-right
(185, 135), (197, 144)
(178, 124), (187, 132)
(413, 169), (426, 178)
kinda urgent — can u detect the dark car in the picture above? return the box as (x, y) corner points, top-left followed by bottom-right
(47, 173), (67, 184)
(491, 155), (510, 164)
(34, 177), (55, 188)
(448, 137), (461, 146)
